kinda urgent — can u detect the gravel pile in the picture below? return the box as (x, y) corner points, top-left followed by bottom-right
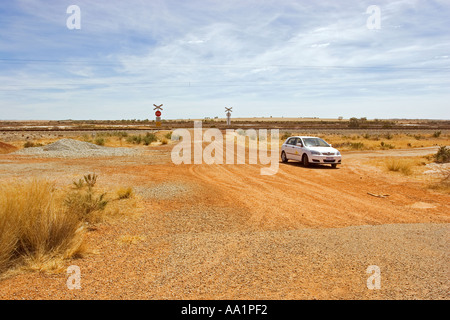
(13, 138), (140, 158)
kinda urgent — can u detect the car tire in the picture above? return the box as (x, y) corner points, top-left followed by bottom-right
(281, 151), (288, 163)
(331, 164), (337, 168)
(302, 154), (309, 167)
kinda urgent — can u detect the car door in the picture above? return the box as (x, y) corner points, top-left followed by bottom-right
(291, 138), (303, 160)
(284, 138), (296, 159)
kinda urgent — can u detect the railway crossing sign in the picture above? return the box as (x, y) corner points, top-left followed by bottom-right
(153, 104), (163, 127)
(225, 107), (232, 126)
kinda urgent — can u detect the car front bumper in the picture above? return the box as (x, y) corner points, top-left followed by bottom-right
(310, 155), (342, 164)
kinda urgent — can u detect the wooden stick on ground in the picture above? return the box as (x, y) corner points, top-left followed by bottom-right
(367, 192), (390, 198)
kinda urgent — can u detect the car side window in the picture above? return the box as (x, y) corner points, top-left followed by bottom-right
(286, 138), (294, 145)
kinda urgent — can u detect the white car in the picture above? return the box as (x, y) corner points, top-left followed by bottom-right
(281, 136), (342, 168)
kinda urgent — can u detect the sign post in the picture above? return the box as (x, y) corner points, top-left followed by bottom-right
(153, 104), (163, 127)
(225, 107), (232, 126)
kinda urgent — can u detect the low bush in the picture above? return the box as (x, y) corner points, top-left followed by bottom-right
(127, 135), (142, 144)
(433, 131), (441, 138)
(23, 141), (43, 148)
(143, 133), (157, 145)
(434, 146), (450, 163)
(380, 141), (395, 150)
(94, 137), (105, 146)
(65, 188), (108, 223)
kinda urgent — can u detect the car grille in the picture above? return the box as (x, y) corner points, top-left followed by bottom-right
(323, 159), (336, 163)
(322, 152), (335, 156)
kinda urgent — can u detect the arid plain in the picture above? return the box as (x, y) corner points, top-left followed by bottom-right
(0, 121), (449, 299)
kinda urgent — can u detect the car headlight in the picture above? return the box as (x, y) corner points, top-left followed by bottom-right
(310, 150), (321, 155)
(336, 151), (341, 156)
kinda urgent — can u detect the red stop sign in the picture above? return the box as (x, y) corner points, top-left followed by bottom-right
(155, 111), (161, 117)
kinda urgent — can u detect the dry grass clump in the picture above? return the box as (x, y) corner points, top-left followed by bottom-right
(116, 187), (134, 200)
(0, 174), (142, 278)
(385, 158), (414, 175)
(0, 180), (86, 277)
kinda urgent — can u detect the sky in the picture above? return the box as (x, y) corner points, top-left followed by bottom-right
(0, 0), (449, 120)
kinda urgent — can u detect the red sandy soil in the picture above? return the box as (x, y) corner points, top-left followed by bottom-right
(0, 141), (17, 154)
(0, 145), (448, 299)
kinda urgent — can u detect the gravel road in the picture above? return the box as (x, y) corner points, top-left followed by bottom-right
(0, 144), (448, 299)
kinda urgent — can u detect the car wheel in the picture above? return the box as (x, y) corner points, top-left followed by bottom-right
(281, 151), (288, 163)
(302, 154), (309, 167)
(331, 163), (337, 168)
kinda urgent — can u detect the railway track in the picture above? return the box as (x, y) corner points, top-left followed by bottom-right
(1, 126), (449, 132)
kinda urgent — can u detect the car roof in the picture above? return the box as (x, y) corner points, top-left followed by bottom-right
(286, 136), (319, 139)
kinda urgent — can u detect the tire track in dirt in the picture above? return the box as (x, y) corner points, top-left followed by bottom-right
(186, 154), (449, 230)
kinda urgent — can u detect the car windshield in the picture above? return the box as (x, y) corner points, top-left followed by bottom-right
(303, 138), (330, 147)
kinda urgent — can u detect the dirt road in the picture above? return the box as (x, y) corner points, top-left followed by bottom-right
(0, 146), (448, 299)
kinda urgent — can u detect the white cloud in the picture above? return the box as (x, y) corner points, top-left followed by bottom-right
(0, 0), (449, 119)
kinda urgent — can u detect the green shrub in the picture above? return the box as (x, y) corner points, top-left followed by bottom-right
(380, 141), (395, 150)
(23, 141), (43, 148)
(94, 137), (105, 146)
(115, 131), (128, 138)
(348, 117), (360, 128)
(435, 146), (450, 163)
(143, 133), (157, 145)
(65, 190), (108, 222)
(84, 173), (98, 188)
(433, 131), (441, 138)
(127, 135), (142, 144)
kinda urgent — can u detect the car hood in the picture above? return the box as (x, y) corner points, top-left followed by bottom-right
(306, 146), (339, 154)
